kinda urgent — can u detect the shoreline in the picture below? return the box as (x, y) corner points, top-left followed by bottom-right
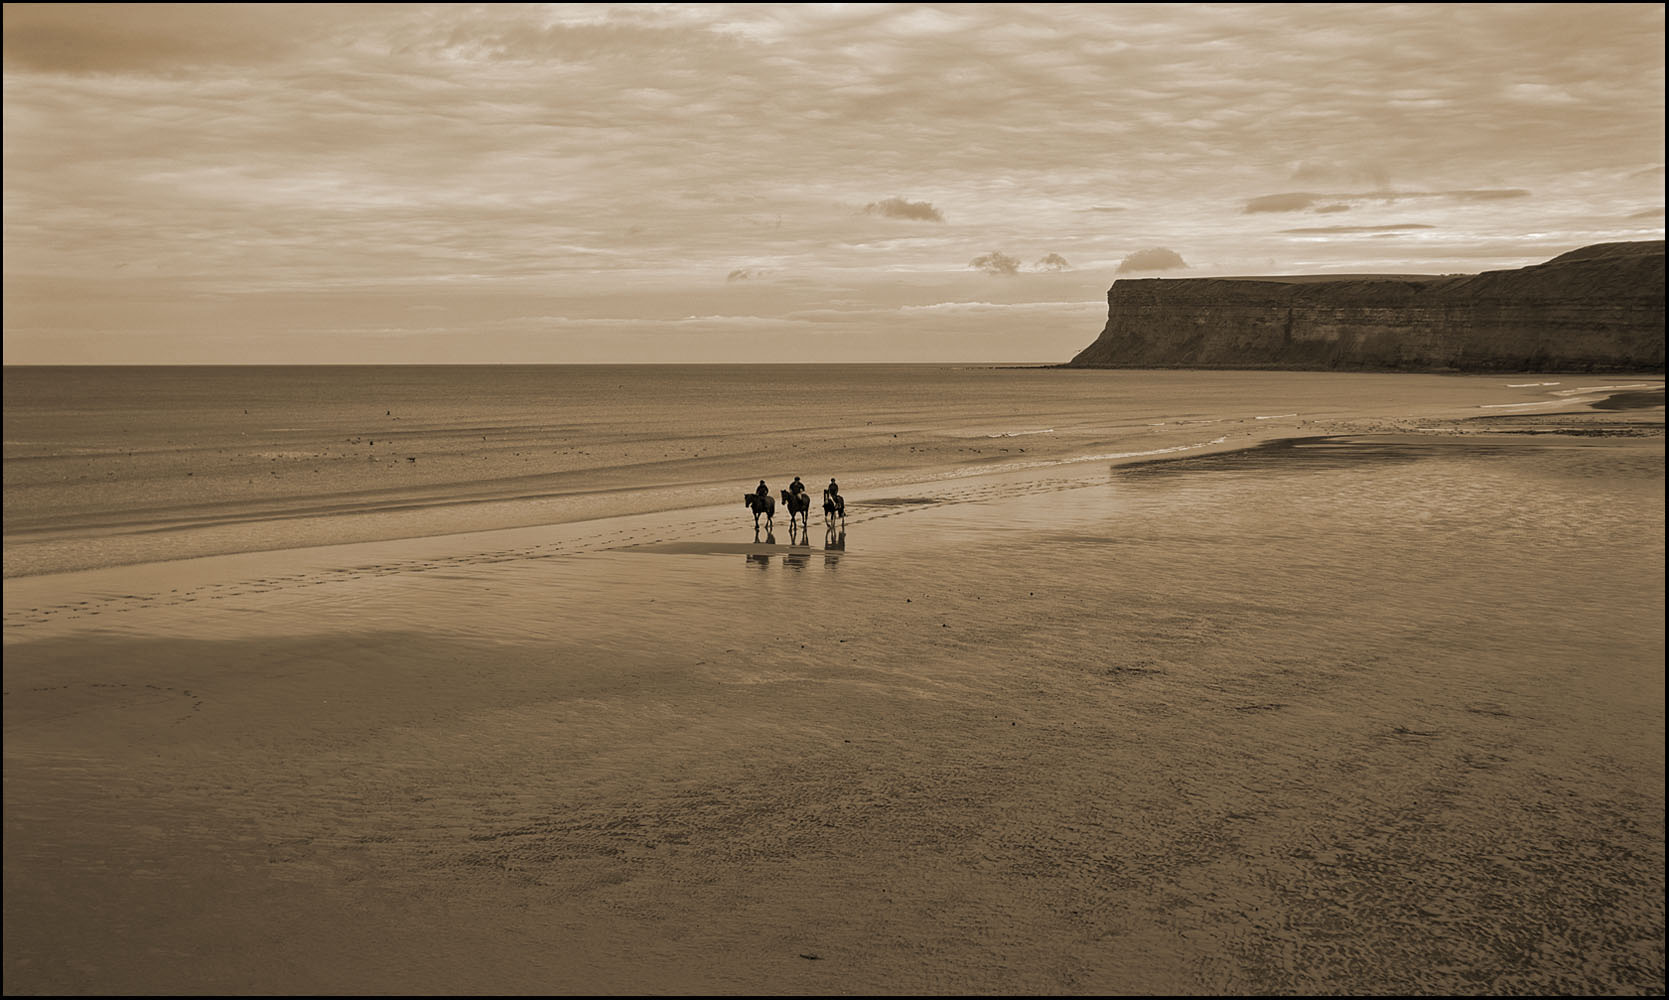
(6, 377), (1660, 582)
(1052, 362), (1669, 374)
(6, 391), (1660, 638)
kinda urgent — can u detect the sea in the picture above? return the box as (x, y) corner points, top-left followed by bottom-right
(2, 363), (1638, 578)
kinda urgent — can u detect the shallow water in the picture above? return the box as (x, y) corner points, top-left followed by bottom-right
(2, 365), (1614, 576)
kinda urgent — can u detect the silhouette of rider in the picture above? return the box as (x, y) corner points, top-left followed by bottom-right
(826, 478), (840, 499)
(790, 476), (805, 496)
(756, 479), (770, 498)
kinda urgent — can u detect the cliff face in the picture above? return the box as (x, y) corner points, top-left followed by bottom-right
(1067, 241), (1665, 372)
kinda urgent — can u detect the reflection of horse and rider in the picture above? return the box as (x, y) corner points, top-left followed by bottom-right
(743, 476), (845, 531)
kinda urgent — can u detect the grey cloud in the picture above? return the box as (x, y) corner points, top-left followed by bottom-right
(1448, 189), (1532, 202)
(1246, 190), (1533, 213)
(1281, 224), (1436, 234)
(726, 268), (767, 281)
(0, 4), (366, 74)
(435, 16), (746, 65)
(969, 251), (1021, 276)
(865, 198), (945, 222)
(1034, 253), (1073, 271)
(1117, 248), (1188, 273)
(1289, 161), (1392, 188)
(1245, 193), (1324, 213)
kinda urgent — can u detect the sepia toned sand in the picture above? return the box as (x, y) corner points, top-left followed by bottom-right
(4, 393), (1664, 994)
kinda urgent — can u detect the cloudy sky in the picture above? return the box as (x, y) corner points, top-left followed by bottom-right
(4, 2), (1664, 364)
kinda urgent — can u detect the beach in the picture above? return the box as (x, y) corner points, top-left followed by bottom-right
(4, 369), (1664, 994)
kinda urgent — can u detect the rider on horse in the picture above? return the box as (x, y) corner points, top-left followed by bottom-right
(823, 478), (844, 518)
(781, 477), (812, 529)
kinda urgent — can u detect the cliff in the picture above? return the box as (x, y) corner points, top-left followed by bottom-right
(1067, 241), (1665, 372)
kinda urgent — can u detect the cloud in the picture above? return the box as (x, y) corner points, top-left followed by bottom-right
(1245, 190), (1534, 213)
(864, 197), (945, 222)
(1034, 253), (1073, 271)
(968, 251), (1021, 276)
(1280, 224), (1436, 234)
(0, 3), (371, 74)
(1117, 248), (1188, 273)
(1288, 160), (1392, 188)
(787, 299), (1098, 322)
(3, 3), (1662, 362)
(1447, 189), (1533, 202)
(726, 268), (766, 281)
(1245, 193), (1325, 214)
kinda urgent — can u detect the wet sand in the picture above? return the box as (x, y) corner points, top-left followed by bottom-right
(8, 368), (1621, 579)
(4, 395), (1664, 994)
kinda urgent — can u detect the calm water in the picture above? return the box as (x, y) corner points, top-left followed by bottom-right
(0, 364), (1634, 576)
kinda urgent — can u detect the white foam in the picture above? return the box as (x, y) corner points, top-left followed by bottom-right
(933, 436), (1232, 482)
(1554, 383), (1662, 397)
(1255, 413), (1298, 420)
(1096, 436), (1230, 460)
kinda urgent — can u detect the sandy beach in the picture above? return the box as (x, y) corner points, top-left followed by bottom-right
(4, 382), (1664, 995)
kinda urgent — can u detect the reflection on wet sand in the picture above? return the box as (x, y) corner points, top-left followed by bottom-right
(824, 524), (845, 568)
(750, 526), (776, 568)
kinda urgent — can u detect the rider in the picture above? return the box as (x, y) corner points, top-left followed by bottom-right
(756, 479), (769, 498)
(790, 476), (805, 497)
(826, 477), (840, 499)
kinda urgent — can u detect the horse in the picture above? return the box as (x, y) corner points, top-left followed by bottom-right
(780, 489), (811, 531)
(823, 489), (846, 522)
(743, 491), (774, 530)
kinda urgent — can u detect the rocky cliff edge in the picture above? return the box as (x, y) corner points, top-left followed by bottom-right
(1066, 240), (1664, 372)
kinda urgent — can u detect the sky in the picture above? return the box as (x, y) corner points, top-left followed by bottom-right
(3, 2), (1664, 364)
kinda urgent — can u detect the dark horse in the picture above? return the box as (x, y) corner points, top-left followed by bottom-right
(823, 488), (846, 522)
(780, 489), (811, 531)
(744, 491), (775, 530)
